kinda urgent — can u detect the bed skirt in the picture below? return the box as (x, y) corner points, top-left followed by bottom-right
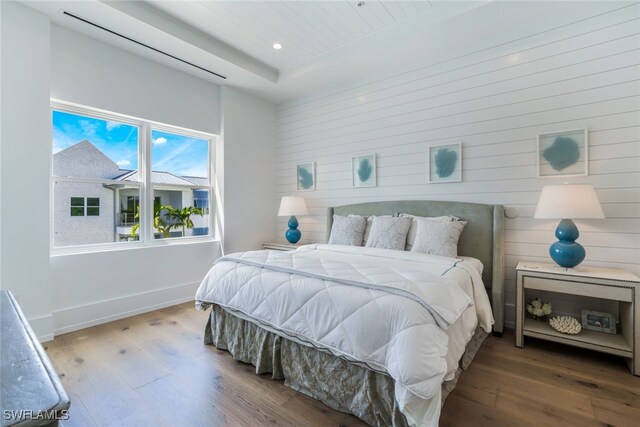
(204, 304), (487, 427)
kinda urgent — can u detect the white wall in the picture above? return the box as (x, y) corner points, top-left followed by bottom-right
(1, 2), (277, 340)
(0, 1), (53, 339)
(51, 25), (220, 134)
(50, 242), (218, 334)
(48, 25), (224, 337)
(220, 86), (277, 254)
(275, 2), (640, 327)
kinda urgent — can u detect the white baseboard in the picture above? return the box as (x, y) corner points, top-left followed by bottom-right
(28, 314), (54, 343)
(52, 281), (199, 337)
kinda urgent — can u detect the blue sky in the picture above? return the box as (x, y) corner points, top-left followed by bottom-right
(52, 110), (208, 178)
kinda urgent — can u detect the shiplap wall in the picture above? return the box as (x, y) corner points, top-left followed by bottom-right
(275, 3), (640, 327)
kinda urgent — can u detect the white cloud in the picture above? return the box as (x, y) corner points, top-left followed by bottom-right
(116, 160), (131, 167)
(106, 121), (123, 131)
(78, 120), (99, 137)
(52, 131), (75, 154)
(153, 137), (167, 145)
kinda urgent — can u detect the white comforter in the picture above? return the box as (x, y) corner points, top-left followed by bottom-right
(196, 244), (493, 426)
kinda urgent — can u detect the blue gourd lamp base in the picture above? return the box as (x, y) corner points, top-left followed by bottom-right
(549, 218), (586, 268)
(285, 215), (301, 244)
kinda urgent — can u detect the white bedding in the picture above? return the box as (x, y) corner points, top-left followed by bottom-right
(195, 244), (494, 426)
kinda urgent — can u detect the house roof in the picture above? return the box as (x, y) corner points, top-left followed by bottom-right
(181, 176), (208, 186)
(53, 140), (121, 179)
(115, 170), (199, 186)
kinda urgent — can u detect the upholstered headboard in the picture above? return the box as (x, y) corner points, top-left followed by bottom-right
(326, 200), (505, 334)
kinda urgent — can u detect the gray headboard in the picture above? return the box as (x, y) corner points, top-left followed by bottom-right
(326, 200), (505, 334)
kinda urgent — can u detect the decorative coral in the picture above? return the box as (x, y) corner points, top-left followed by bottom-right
(549, 316), (582, 334)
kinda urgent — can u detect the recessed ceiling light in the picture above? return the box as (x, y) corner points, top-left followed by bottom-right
(273, 43), (282, 50)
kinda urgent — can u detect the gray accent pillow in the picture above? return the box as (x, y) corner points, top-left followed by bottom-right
(399, 213), (458, 251)
(352, 214), (394, 246)
(328, 215), (367, 246)
(365, 216), (412, 250)
(411, 219), (467, 257)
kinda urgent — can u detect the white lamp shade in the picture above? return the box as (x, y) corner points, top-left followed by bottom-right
(278, 196), (308, 217)
(534, 184), (605, 219)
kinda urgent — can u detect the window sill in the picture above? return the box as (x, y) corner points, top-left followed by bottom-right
(50, 236), (219, 257)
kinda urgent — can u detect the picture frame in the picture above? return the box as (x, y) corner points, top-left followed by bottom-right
(537, 128), (588, 177)
(352, 154), (376, 188)
(581, 309), (616, 334)
(428, 143), (462, 183)
(296, 162), (315, 191)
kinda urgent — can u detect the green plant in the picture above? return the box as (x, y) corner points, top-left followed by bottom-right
(166, 206), (203, 237)
(130, 203), (203, 239)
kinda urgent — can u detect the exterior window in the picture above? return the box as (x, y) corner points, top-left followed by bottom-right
(52, 102), (214, 249)
(193, 190), (209, 215)
(87, 198), (100, 216)
(150, 129), (210, 239)
(70, 197), (85, 216)
(70, 197), (100, 217)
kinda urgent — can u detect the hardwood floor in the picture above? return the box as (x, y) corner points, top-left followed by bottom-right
(45, 302), (640, 426)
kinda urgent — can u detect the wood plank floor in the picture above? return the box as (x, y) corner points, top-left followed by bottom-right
(45, 302), (640, 426)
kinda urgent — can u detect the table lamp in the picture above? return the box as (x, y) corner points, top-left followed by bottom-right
(278, 196), (308, 244)
(534, 184), (604, 268)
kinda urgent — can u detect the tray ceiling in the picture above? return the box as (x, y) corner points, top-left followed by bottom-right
(148, 1), (432, 70)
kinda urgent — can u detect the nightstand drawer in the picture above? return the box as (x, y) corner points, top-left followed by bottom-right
(522, 276), (633, 302)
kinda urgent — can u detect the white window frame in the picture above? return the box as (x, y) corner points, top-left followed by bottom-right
(50, 99), (217, 254)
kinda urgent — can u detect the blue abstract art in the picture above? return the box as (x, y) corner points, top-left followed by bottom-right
(429, 143), (461, 183)
(297, 162), (315, 191)
(543, 136), (579, 171)
(434, 148), (457, 178)
(352, 154), (376, 187)
(357, 158), (373, 182)
(538, 129), (587, 177)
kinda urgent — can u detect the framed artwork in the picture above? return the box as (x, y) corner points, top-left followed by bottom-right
(352, 154), (376, 188)
(538, 129), (588, 177)
(581, 309), (616, 334)
(428, 143), (462, 183)
(296, 162), (315, 191)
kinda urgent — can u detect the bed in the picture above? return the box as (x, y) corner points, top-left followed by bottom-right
(196, 200), (504, 427)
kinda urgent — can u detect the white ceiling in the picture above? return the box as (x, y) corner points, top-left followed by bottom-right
(28, 0), (574, 103)
(148, 1), (432, 71)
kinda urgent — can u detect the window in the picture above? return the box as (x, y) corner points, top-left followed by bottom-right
(52, 102), (214, 249)
(70, 197), (100, 217)
(70, 197), (84, 216)
(193, 190), (209, 215)
(87, 198), (100, 216)
(150, 129), (211, 239)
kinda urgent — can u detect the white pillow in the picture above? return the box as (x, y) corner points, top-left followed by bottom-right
(411, 219), (467, 257)
(399, 213), (458, 251)
(365, 216), (412, 250)
(328, 215), (367, 246)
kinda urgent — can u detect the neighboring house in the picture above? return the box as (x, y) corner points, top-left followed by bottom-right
(53, 140), (209, 246)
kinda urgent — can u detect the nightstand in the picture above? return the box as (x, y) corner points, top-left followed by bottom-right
(262, 242), (303, 251)
(516, 262), (639, 376)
